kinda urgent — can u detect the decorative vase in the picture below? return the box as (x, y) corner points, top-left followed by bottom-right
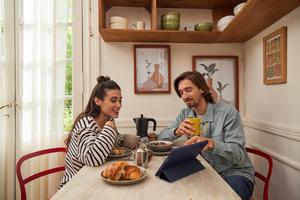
(150, 64), (164, 88)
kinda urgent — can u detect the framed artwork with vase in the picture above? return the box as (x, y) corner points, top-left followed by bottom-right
(263, 26), (287, 85)
(192, 56), (239, 110)
(134, 45), (171, 93)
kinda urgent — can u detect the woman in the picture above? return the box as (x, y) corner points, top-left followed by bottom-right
(58, 76), (122, 189)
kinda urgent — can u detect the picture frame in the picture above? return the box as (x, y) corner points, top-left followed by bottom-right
(192, 56), (239, 110)
(263, 27), (287, 85)
(134, 45), (171, 93)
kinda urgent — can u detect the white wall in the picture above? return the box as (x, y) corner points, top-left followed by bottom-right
(101, 7), (245, 135)
(99, 6), (300, 200)
(244, 6), (300, 200)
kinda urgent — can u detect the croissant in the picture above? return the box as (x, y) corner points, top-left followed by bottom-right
(123, 165), (142, 180)
(102, 161), (128, 181)
(111, 147), (126, 155)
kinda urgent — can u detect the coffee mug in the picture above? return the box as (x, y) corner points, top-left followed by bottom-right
(188, 117), (201, 136)
(123, 134), (140, 148)
(136, 21), (145, 30)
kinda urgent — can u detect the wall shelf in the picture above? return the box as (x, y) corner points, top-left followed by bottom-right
(99, 0), (300, 43)
(99, 29), (221, 43)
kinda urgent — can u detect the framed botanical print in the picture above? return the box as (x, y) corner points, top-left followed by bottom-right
(134, 45), (171, 93)
(193, 56), (239, 110)
(263, 26), (287, 85)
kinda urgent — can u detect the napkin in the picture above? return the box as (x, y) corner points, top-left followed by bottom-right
(155, 140), (208, 182)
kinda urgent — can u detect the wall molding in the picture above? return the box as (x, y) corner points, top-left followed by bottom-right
(243, 119), (300, 141)
(250, 144), (300, 172)
(115, 118), (173, 128)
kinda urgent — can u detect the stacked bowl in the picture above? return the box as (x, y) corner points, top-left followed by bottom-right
(109, 16), (128, 29)
(161, 12), (180, 30)
(217, 15), (234, 31)
(194, 22), (213, 32)
(234, 2), (247, 16)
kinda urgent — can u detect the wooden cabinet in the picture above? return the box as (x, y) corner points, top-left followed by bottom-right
(99, 0), (300, 43)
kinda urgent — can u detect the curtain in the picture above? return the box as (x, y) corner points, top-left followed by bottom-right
(0, 0), (16, 199)
(17, 0), (69, 199)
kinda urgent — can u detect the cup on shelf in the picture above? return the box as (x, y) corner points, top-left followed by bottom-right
(136, 21), (145, 30)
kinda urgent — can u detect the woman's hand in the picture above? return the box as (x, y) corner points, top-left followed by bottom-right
(175, 118), (194, 137)
(105, 118), (117, 131)
(184, 136), (215, 151)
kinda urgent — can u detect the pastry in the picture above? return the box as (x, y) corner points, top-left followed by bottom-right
(111, 147), (126, 155)
(123, 165), (142, 180)
(102, 161), (128, 181)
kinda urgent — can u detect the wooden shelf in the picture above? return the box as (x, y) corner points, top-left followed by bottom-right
(100, 29), (221, 43)
(104, 0), (243, 9)
(217, 0), (300, 42)
(100, 0), (300, 43)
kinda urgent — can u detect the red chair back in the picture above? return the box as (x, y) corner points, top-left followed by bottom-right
(16, 147), (66, 200)
(246, 147), (273, 200)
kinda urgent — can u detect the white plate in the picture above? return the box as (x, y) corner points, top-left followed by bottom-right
(107, 148), (133, 159)
(101, 167), (147, 185)
(152, 150), (171, 156)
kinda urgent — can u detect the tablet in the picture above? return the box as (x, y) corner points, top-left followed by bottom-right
(155, 140), (208, 177)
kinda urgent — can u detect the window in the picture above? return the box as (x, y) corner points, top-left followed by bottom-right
(64, 0), (73, 132)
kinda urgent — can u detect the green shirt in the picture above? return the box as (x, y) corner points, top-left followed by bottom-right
(158, 102), (255, 183)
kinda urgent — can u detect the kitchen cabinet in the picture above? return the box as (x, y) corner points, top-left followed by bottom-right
(99, 0), (300, 43)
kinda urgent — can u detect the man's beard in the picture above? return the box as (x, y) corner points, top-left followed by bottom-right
(185, 99), (198, 108)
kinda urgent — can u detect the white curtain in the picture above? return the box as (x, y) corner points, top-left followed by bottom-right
(17, 0), (69, 199)
(1, 0), (16, 199)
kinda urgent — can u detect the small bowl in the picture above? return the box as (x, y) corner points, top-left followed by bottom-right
(195, 22), (213, 32)
(148, 141), (173, 152)
(161, 21), (180, 30)
(161, 12), (180, 22)
(217, 15), (234, 28)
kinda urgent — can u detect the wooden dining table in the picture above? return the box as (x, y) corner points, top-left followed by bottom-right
(52, 154), (241, 200)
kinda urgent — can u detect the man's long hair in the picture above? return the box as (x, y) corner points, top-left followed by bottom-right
(174, 71), (214, 103)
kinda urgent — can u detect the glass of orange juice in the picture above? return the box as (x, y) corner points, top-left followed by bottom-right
(188, 117), (201, 136)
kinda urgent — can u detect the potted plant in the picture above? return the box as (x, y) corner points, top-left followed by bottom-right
(200, 63), (219, 102)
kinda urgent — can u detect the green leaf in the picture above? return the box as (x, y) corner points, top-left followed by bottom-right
(222, 84), (229, 91)
(200, 64), (208, 71)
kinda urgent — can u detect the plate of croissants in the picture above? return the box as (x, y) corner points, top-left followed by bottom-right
(108, 147), (133, 159)
(101, 161), (147, 185)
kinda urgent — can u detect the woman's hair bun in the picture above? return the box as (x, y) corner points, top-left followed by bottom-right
(97, 75), (110, 84)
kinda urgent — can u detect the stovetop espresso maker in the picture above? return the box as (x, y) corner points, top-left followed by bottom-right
(133, 114), (157, 138)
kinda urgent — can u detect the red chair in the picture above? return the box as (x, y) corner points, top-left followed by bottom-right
(246, 147), (273, 200)
(16, 147), (67, 200)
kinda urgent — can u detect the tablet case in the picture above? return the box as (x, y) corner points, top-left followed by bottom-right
(155, 140), (208, 182)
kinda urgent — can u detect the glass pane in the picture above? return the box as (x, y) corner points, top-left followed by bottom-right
(66, 26), (72, 59)
(65, 61), (72, 95)
(64, 99), (72, 132)
(67, 0), (72, 24)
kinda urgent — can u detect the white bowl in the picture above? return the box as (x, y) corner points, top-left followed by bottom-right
(234, 2), (247, 15)
(217, 15), (234, 28)
(109, 23), (127, 29)
(110, 16), (127, 24)
(217, 24), (228, 32)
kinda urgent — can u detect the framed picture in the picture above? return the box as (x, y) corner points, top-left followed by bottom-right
(193, 56), (239, 109)
(263, 27), (287, 85)
(134, 45), (171, 93)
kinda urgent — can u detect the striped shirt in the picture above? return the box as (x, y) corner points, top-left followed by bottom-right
(58, 116), (122, 189)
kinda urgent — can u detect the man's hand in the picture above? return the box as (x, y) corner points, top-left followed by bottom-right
(175, 118), (195, 137)
(184, 136), (215, 151)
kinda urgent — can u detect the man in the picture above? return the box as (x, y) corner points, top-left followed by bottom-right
(158, 71), (254, 200)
